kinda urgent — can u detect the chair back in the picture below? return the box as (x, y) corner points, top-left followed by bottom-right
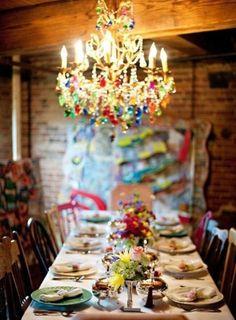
(200, 219), (218, 258)
(220, 228), (236, 314)
(110, 184), (153, 211)
(204, 226), (228, 285)
(70, 189), (107, 210)
(45, 202), (80, 251)
(27, 217), (57, 277)
(0, 235), (32, 320)
(192, 211), (213, 250)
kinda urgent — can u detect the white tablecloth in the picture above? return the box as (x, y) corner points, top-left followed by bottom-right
(22, 211), (234, 320)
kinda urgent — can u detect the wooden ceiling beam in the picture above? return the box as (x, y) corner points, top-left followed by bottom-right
(0, 0), (236, 55)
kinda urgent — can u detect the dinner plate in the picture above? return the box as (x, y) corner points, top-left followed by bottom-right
(159, 229), (187, 238)
(31, 286), (92, 307)
(156, 239), (196, 254)
(66, 238), (102, 251)
(164, 261), (208, 278)
(50, 266), (97, 277)
(156, 217), (179, 226)
(82, 212), (111, 223)
(78, 226), (107, 237)
(85, 216), (110, 223)
(165, 286), (224, 308)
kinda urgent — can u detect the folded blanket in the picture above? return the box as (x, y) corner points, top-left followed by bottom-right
(53, 262), (91, 273)
(39, 288), (83, 302)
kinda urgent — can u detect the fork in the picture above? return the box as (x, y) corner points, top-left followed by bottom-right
(181, 306), (221, 312)
(33, 310), (76, 317)
(52, 275), (85, 282)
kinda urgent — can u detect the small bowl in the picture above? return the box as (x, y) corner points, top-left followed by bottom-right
(136, 277), (168, 299)
(92, 277), (121, 299)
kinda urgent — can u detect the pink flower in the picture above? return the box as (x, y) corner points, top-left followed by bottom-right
(130, 246), (144, 261)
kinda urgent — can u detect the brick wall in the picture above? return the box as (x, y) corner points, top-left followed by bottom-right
(0, 57), (235, 212)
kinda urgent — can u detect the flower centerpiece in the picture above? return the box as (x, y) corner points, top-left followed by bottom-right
(109, 246), (151, 309)
(109, 193), (155, 248)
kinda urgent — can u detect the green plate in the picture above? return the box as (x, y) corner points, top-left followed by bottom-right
(85, 216), (110, 223)
(31, 286), (92, 307)
(160, 229), (187, 238)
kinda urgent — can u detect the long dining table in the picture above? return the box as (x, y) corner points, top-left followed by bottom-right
(22, 210), (234, 320)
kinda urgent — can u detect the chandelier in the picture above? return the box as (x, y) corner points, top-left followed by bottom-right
(56, 0), (175, 132)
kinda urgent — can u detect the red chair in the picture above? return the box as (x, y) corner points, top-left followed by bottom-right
(70, 189), (107, 210)
(192, 211), (213, 251)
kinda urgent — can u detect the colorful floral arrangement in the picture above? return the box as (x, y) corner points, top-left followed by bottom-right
(119, 193), (155, 222)
(109, 246), (151, 290)
(110, 194), (155, 247)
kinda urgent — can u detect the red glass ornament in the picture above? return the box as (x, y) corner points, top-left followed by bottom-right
(115, 79), (121, 87)
(100, 78), (106, 87)
(75, 105), (81, 114)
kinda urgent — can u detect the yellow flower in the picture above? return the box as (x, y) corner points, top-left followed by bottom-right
(119, 250), (131, 263)
(109, 273), (125, 290)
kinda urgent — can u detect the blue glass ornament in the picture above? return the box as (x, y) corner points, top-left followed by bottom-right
(143, 105), (149, 113)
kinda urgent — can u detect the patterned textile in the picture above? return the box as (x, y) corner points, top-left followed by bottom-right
(0, 158), (43, 237)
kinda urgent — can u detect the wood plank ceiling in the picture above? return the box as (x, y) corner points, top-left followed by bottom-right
(0, 0), (236, 59)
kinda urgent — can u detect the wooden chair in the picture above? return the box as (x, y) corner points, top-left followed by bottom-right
(220, 228), (236, 316)
(200, 219), (218, 258)
(192, 211), (213, 251)
(45, 201), (80, 251)
(27, 217), (57, 277)
(0, 235), (33, 320)
(203, 226), (228, 286)
(11, 230), (33, 294)
(70, 189), (107, 210)
(110, 183), (154, 211)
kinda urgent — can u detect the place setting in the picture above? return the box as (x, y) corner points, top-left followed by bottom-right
(162, 258), (208, 279)
(50, 260), (97, 280)
(158, 225), (188, 238)
(164, 285), (224, 312)
(155, 238), (196, 255)
(74, 224), (108, 238)
(65, 237), (103, 253)
(81, 211), (111, 223)
(31, 285), (93, 316)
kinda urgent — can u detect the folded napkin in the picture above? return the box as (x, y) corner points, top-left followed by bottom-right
(39, 288), (83, 302)
(66, 238), (101, 249)
(159, 239), (189, 251)
(161, 225), (184, 235)
(166, 260), (203, 272)
(80, 225), (106, 235)
(53, 262), (92, 273)
(171, 286), (216, 302)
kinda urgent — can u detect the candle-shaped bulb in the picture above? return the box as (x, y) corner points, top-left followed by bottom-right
(103, 31), (112, 63)
(148, 43), (157, 69)
(160, 48), (168, 72)
(75, 40), (84, 64)
(140, 53), (147, 68)
(60, 46), (68, 69)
